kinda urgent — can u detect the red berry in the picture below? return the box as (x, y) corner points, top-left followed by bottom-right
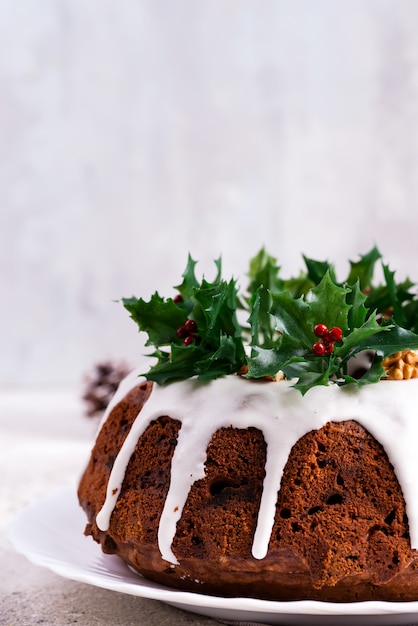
(312, 341), (326, 356)
(314, 323), (328, 338)
(328, 326), (343, 342)
(321, 330), (332, 343)
(173, 294), (183, 304)
(323, 342), (335, 354)
(184, 335), (194, 346)
(176, 325), (188, 339)
(184, 319), (198, 334)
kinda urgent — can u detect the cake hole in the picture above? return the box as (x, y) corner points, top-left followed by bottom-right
(191, 535), (204, 546)
(291, 522), (301, 533)
(325, 492), (344, 506)
(392, 552), (400, 565)
(209, 480), (235, 496)
(280, 507), (292, 519)
(369, 524), (389, 537)
(336, 473), (345, 486)
(317, 459), (334, 469)
(317, 442), (326, 452)
(384, 509), (397, 526)
(308, 506), (322, 515)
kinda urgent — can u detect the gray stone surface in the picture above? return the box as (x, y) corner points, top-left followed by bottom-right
(1, 543), (217, 626)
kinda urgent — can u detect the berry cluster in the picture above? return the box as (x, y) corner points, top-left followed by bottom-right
(176, 319), (199, 346)
(312, 323), (343, 356)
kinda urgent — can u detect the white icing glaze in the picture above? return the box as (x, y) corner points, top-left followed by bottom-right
(95, 373), (418, 565)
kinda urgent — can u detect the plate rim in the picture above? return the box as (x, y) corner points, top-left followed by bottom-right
(8, 486), (418, 621)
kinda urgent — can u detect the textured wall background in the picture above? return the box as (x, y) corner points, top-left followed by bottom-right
(2, 0), (418, 386)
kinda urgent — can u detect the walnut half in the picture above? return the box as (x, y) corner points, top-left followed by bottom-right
(382, 350), (418, 380)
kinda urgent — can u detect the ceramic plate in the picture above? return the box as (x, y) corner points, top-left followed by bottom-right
(8, 488), (418, 625)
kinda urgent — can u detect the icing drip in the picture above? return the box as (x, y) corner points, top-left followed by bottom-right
(96, 372), (418, 564)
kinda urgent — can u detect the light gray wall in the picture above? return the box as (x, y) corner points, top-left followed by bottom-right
(3, 0), (418, 386)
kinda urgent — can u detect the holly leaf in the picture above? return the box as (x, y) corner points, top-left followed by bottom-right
(122, 293), (187, 347)
(193, 278), (245, 354)
(247, 248), (283, 339)
(337, 311), (388, 361)
(270, 291), (312, 348)
(346, 280), (369, 329)
(308, 271), (351, 332)
(290, 360), (333, 395)
(123, 247), (418, 394)
(247, 287), (269, 347)
(245, 334), (308, 380)
(303, 256), (336, 285)
(173, 254), (199, 301)
(346, 246), (381, 290)
(248, 248), (282, 293)
(354, 323), (418, 357)
(340, 357), (385, 387)
(197, 334), (245, 380)
(145, 343), (208, 384)
(382, 263), (409, 327)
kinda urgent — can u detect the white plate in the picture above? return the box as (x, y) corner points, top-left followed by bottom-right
(8, 487), (418, 625)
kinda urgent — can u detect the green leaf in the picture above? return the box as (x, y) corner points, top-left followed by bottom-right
(291, 362), (332, 395)
(308, 271), (351, 332)
(197, 334), (244, 379)
(193, 278), (245, 352)
(245, 346), (284, 379)
(123, 248), (418, 394)
(248, 248), (283, 294)
(337, 312), (387, 361)
(340, 357), (385, 387)
(404, 300), (418, 333)
(355, 323), (418, 357)
(382, 263), (408, 327)
(247, 287), (264, 347)
(346, 246), (381, 290)
(247, 248), (283, 338)
(173, 254), (199, 301)
(346, 280), (369, 329)
(303, 255), (336, 285)
(145, 343), (207, 384)
(122, 294), (187, 347)
(270, 292), (312, 348)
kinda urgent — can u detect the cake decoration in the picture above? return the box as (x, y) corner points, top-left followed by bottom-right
(122, 246), (418, 393)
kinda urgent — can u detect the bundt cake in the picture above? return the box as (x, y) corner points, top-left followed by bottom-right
(78, 247), (418, 601)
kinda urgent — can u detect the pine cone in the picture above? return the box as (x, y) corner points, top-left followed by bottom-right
(82, 360), (131, 417)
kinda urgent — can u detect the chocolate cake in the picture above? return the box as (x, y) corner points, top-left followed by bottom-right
(78, 248), (418, 601)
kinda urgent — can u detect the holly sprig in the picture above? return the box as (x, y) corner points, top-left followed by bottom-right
(122, 246), (418, 393)
(123, 255), (247, 384)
